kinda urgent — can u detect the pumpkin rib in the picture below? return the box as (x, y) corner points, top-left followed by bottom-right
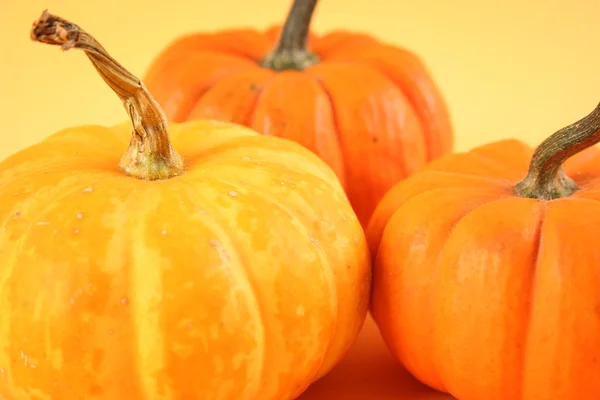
(516, 206), (546, 400)
(128, 191), (166, 399)
(366, 169), (514, 255)
(178, 176), (339, 398)
(203, 175), (339, 375)
(160, 181), (267, 398)
(0, 128), (127, 181)
(308, 61), (426, 226)
(144, 51), (258, 122)
(468, 139), (534, 173)
(325, 42), (452, 160)
(366, 153), (524, 258)
(248, 71), (347, 186)
(372, 188), (512, 393)
(174, 132), (346, 191)
(311, 31), (379, 58)
(0, 227), (27, 398)
(432, 197), (544, 399)
(0, 171), (120, 234)
(186, 68), (276, 124)
(572, 185), (600, 201)
(181, 140), (369, 383)
(304, 73), (346, 186)
(422, 150), (530, 181)
(520, 199), (600, 398)
(152, 29), (272, 63)
(0, 174), (139, 398)
(239, 72), (276, 128)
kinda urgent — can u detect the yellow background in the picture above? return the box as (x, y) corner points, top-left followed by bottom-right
(2, 0), (600, 162)
(2, 0), (599, 398)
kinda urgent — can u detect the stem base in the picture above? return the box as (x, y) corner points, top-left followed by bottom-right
(514, 168), (578, 200)
(261, 50), (319, 72)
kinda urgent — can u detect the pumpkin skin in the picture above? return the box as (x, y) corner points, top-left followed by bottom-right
(0, 120), (372, 400)
(366, 132), (600, 400)
(0, 11), (372, 400)
(143, 2), (454, 226)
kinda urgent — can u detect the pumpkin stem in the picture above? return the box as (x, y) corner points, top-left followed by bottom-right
(515, 102), (600, 200)
(29, 10), (184, 181)
(261, 0), (320, 71)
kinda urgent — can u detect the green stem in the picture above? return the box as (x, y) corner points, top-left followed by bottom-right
(515, 102), (600, 200)
(30, 10), (184, 180)
(261, 0), (320, 71)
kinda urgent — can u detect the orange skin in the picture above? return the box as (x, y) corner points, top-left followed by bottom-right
(366, 139), (600, 400)
(0, 119), (372, 400)
(143, 26), (454, 226)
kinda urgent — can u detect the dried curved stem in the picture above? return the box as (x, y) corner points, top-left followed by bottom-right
(515, 102), (600, 199)
(261, 0), (320, 71)
(30, 10), (184, 180)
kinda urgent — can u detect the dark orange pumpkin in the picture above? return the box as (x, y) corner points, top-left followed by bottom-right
(366, 102), (600, 400)
(143, 0), (454, 226)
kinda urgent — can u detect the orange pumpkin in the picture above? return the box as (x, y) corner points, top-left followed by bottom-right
(366, 102), (600, 400)
(143, 0), (454, 226)
(0, 11), (372, 400)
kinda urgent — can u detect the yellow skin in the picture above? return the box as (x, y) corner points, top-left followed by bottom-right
(0, 119), (371, 400)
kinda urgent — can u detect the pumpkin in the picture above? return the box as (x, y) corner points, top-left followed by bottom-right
(0, 11), (372, 400)
(366, 102), (600, 400)
(142, 0), (454, 226)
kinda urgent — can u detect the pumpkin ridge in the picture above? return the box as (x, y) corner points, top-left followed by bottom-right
(308, 61), (432, 224)
(204, 174), (340, 379)
(247, 72), (347, 189)
(470, 151), (530, 177)
(0, 129), (126, 182)
(0, 171), (118, 236)
(419, 170), (517, 186)
(174, 30), (271, 62)
(431, 197), (543, 399)
(320, 40), (453, 161)
(310, 31), (379, 59)
(145, 51), (257, 123)
(0, 174), (137, 397)
(422, 150), (528, 182)
(570, 186), (600, 201)
(0, 226), (26, 398)
(303, 74), (347, 190)
(329, 46), (429, 157)
(186, 68), (276, 124)
(373, 187), (510, 392)
(179, 63), (259, 122)
(165, 181), (266, 398)
(431, 198), (507, 393)
(127, 188), (173, 398)
(179, 177), (337, 398)
(176, 134), (345, 193)
(240, 72), (277, 126)
(516, 205), (545, 400)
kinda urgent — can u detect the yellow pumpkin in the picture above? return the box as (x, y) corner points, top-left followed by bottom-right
(0, 11), (371, 400)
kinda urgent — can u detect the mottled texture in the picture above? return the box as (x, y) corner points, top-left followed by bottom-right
(143, 23), (454, 227)
(0, 119), (372, 400)
(366, 138), (600, 400)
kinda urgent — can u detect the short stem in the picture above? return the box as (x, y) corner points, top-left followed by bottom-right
(515, 102), (600, 200)
(261, 0), (320, 71)
(30, 10), (184, 180)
